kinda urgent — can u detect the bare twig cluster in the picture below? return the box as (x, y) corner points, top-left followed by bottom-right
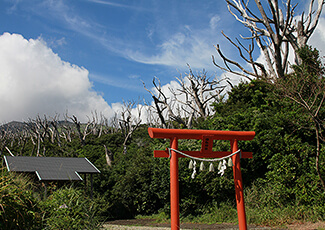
(214, 0), (324, 81)
(144, 68), (226, 128)
(118, 100), (143, 154)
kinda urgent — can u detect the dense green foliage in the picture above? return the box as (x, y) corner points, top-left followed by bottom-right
(0, 170), (41, 230)
(210, 79), (325, 212)
(276, 46), (325, 193)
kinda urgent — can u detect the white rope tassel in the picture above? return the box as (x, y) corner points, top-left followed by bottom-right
(228, 157), (233, 167)
(218, 159), (227, 176)
(191, 160), (197, 179)
(199, 162), (205, 171)
(218, 161), (222, 171)
(189, 159), (194, 169)
(209, 163), (215, 172)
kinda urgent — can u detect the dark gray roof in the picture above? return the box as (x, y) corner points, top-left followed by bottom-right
(4, 156), (100, 181)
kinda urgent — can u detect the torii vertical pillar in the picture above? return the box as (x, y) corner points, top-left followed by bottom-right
(231, 139), (247, 230)
(148, 128), (255, 230)
(170, 137), (180, 229)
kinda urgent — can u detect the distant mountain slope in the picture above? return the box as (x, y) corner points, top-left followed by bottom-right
(0, 121), (29, 132)
(0, 120), (75, 134)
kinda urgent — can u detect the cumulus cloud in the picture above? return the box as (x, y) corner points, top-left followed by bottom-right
(0, 32), (115, 123)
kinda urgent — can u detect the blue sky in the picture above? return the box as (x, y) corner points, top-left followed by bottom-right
(0, 0), (324, 122)
(2, 0), (232, 101)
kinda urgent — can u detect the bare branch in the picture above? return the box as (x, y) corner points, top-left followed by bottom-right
(216, 0), (324, 80)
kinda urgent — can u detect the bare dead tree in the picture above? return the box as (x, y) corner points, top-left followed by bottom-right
(144, 69), (226, 128)
(69, 115), (87, 146)
(26, 114), (64, 154)
(61, 125), (72, 143)
(86, 111), (103, 137)
(143, 99), (160, 127)
(49, 114), (61, 147)
(109, 113), (120, 134)
(97, 112), (106, 138)
(60, 113), (73, 143)
(29, 135), (36, 156)
(0, 122), (30, 156)
(27, 116), (45, 156)
(143, 77), (186, 128)
(87, 111), (109, 137)
(83, 118), (95, 141)
(119, 100), (142, 154)
(214, 0), (324, 81)
(172, 67), (226, 125)
(104, 144), (114, 166)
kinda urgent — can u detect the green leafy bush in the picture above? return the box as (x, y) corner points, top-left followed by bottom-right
(0, 170), (42, 230)
(41, 186), (102, 230)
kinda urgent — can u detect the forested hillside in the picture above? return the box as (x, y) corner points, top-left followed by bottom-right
(1, 51), (325, 228)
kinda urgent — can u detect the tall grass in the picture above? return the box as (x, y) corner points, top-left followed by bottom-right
(245, 182), (325, 226)
(143, 183), (325, 228)
(0, 169), (42, 229)
(41, 186), (104, 229)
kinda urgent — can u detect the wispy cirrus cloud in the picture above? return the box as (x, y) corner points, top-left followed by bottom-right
(126, 30), (214, 68)
(86, 0), (147, 11)
(89, 73), (144, 93)
(125, 14), (225, 70)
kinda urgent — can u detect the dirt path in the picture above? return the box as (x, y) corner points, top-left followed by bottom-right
(103, 219), (325, 230)
(286, 221), (325, 230)
(102, 225), (170, 230)
(102, 219), (273, 230)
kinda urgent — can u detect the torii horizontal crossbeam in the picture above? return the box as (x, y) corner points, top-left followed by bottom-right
(148, 127), (255, 141)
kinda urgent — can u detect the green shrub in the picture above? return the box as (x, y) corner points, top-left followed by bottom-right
(41, 186), (102, 230)
(0, 170), (42, 230)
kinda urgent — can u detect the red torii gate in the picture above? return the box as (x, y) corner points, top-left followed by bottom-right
(148, 127), (255, 230)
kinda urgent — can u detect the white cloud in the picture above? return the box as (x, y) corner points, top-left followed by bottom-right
(126, 28), (217, 70)
(0, 32), (115, 123)
(86, 0), (147, 11)
(209, 15), (221, 30)
(310, 17), (325, 54)
(128, 74), (140, 79)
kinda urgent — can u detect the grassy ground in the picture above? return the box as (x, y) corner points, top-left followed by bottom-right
(132, 203), (325, 230)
